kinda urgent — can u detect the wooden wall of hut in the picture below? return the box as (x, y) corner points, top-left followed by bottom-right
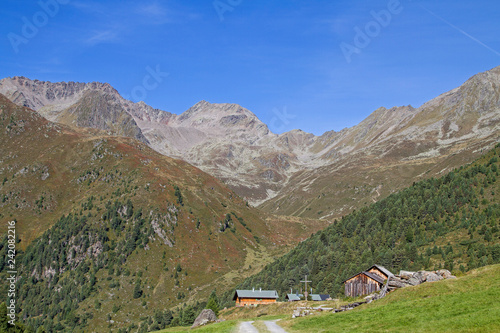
(344, 274), (382, 297)
(235, 297), (277, 307)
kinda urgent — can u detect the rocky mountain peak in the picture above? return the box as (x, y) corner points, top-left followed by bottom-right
(179, 100), (253, 119)
(175, 100), (270, 135)
(0, 77), (120, 117)
(418, 66), (500, 120)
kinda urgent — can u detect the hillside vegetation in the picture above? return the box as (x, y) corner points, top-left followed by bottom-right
(229, 144), (500, 301)
(0, 95), (326, 332)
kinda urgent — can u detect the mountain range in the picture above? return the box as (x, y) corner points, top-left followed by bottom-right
(1, 67), (499, 221)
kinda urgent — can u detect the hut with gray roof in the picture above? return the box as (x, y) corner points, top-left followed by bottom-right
(233, 288), (279, 306)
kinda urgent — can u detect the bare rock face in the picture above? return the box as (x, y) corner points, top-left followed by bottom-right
(0, 76), (116, 116)
(191, 309), (218, 328)
(0, 76), (149, 144)
(64, 90), (149, 144)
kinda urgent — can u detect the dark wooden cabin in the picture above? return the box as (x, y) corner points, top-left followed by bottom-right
(343, 265), (394, 297)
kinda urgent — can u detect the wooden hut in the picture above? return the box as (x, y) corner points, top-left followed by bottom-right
(233, 289), (279, 306)
(343, 265), (394, 297)
(343, 272), (384, 297)
(366, 264), (394, 280)
(285, 294), (302, 302)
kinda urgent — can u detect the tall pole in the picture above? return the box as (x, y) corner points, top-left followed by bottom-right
(300, 275), (312, 301)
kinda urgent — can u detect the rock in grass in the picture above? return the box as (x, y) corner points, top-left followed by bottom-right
(191, 309), (218, 328)
(426, 272), (444, 282)
(436, 269), (455, 279)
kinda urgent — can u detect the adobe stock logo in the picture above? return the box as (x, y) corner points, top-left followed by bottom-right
(122, 65), (169, 103)
(7, 0), (70, 54)
(269, 106), (295, 133)
(340, 0), (403, 63)
(213, 0), (243, 22)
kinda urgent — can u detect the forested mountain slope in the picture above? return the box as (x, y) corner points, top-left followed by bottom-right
(230, 144), (500, 301)
(0, 94), (325, 332)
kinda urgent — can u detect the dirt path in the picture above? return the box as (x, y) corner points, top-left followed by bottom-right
(264, 320), (288, 332)
(372, 185), (382, 203)
(239, 321), (259, 333)
(238, 320), (288, 333)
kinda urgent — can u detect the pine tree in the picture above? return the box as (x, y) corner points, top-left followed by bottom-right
(164, 310), (173, 326)
(205, 289), (220, 316)
(174, 186), (183, 206)
(181, 305), (196, 326)
(133, 280), (143, 299)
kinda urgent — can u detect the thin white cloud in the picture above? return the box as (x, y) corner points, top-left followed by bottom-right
(139, 2), (166, 17)
(419, 4), (500, 57)
(70, 1), (108, 16)
(71, 1), (199, 48)
(85, 30), (120, 45)
(79, 2), (171, 47)
(136, 2), (171, 25)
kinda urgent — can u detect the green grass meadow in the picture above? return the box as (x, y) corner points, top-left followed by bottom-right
(280, 264), (500, 332)
(155, 319), (238, 333)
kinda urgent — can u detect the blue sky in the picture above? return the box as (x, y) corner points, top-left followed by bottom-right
(1, 0), (499, 135)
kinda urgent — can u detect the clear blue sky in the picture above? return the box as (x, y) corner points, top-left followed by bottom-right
(1, 0), (499, 135)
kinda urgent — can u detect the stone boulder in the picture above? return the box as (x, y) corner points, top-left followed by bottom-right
(388, 277), (411, 289)
(292, 309), (313, 318)
(436, 269), (456, 279)
(191, 309), (218, 329)
(426, 272), (444, 282)
(416, 271), (430, 283)
(407, 276), (421, 286)
(399, 270), (416, 280)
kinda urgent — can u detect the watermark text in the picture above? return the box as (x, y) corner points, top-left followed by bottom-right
(8, 0), (70, 54)
(6, 220), (17, 326)
(122, 65), (169, 102)
(213, 0), (243, 22)
(340, 0), (403, 63)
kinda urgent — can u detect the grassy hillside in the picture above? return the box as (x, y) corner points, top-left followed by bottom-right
(149, 265), (500, 332)
(0, 94), (326, 332)
(281, 264), (500, 332)
(229, 144), (500, 302)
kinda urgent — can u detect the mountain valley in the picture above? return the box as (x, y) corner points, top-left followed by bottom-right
(0, 65), (499, 332)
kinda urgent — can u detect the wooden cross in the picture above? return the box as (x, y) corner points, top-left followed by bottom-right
(300, 275), (312, 301)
